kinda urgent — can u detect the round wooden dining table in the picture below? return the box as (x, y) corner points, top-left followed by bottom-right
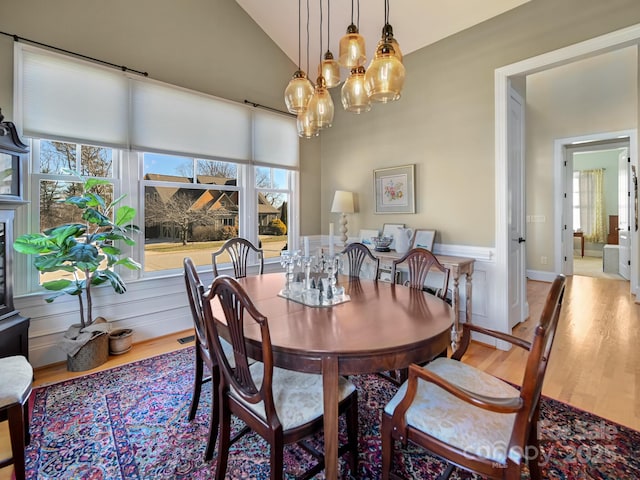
(210, 272), (453, 480)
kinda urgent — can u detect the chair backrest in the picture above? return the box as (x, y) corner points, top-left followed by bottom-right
(212, 237), (264, 278)
(512, 274), (566, 448)
(204, 275), (279, 424)
(183, 257), (211, 363)
(391, 248), (450, 299)
(341, 242), (380, 279)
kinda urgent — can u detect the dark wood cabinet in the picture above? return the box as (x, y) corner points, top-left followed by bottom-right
(0, 110), (30, 359)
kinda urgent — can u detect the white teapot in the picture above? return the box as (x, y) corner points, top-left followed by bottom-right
(394, 227), (413, 254)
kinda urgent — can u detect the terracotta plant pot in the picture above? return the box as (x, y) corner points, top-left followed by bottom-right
(109, 328), (133, 355)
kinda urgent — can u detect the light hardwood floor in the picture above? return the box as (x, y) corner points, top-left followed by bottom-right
(1, 275), (638, 479)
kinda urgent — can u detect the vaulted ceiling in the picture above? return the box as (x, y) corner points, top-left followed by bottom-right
(235, 0), (530, 71)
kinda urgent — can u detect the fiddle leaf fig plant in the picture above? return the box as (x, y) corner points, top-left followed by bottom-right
(13, 170), (141, 328)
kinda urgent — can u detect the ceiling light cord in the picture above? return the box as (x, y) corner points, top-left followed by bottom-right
(297, 0), (302, 69)
(327, 0), (331, 53)
(319, 0), (323, 63)
(307, 0), (311, 74)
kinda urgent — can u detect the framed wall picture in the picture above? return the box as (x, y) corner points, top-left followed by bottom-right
(359, 229), (380, 248)
(412, 229), (436, 251)
(382, 223), (405, 250)
(373, 164), (415, 214)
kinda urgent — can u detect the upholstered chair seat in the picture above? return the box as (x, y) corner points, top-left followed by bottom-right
(384, 357), (520, 465)
(233, 364), (356, 430)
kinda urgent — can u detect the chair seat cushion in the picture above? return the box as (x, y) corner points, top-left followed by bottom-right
(231, 365), (356, 431)
(384, 357), (520, 465)
(0, 356), (33, 406)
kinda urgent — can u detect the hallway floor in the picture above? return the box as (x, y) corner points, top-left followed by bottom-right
(573, 255), (625, 280)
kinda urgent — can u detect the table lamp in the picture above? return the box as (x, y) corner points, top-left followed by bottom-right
(331, 190), (355, 244)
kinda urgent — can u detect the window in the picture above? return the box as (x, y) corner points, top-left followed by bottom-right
(143, 154), (241, 272)
(16, 44), (299, 293)
(573, 171), (581, 231)
(256, 167), (291, 259)
(573, 168), (607, 243)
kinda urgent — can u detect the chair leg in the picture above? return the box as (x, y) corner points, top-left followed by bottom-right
(205, 365), (221, 461)
(7, 403), (27, 480)
(214, 393), (231, 480)
(380, 413), (395, 480)
(269, 435), (284, 480)
(345, 392), (359, 477)
(188, 350), (204, 421)
(527, 409), (542, 480)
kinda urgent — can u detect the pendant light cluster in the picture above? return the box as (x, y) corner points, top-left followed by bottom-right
(284, 0), (405, 138)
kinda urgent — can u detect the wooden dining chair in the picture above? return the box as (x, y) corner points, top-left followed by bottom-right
(390, 247), (450, 300)
(183, 257), (248, 461)
(204, 275), (360, 480)
(212, 237), (264, 278)
(382, 248), (452, 385)
(341, 241), (380, 280)
(381, 274), (567, 480)
(0, 355), (32, 480)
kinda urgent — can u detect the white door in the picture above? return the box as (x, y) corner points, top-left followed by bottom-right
(618, 149), (630, 279)
(507, 87), (527, 328)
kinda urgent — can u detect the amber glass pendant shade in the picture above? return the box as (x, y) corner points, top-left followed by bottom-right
(321, 51), (341, 88)
(365, 41), (405, 103)
(297, 108), (319, 138)
(284, 70), (314, 114)
(341, 66), (371, 114)
(307, 76), (334, 129)
(338, 24), (366, 68)
(377, 23), (402, 62)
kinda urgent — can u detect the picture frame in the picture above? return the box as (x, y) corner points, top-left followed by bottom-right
(382, 223), (405, 250)
(412, 229), (436, 251)
(373, 164), (415, 214)
(359, 229), (380, 248)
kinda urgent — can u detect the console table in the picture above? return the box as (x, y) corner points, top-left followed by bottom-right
(372, 249), (475, 351)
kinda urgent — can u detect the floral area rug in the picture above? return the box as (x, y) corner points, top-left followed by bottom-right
(26, 347), (640, 479)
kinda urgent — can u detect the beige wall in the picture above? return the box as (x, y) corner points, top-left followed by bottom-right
(526, 47), (638, 271)
(319, 0), (640, 248)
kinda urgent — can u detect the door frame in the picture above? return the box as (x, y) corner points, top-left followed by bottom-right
(556, 134), (633, 277)
(496, 23), (640, 334)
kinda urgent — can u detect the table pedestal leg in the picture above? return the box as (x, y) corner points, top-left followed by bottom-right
(322, 356), (339, 480)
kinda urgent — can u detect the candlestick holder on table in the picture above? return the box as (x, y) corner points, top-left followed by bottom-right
(300, 255), (315, 290)
(280, 250), (301, 294)
(323, 253), (342, 297)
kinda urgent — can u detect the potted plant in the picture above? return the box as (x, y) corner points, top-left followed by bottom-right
(13, 170), (141, 371)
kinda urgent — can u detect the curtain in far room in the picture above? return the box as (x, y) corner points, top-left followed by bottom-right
(578, 168), (607, 243)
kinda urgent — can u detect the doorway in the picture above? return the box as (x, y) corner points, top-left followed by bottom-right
(495, 24), (640, 334)
(559, 135), (631, 281)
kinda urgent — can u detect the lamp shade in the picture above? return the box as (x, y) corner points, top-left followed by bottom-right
(321, 51), (342, 88)
(331, 190), (355, 214)
(364, 41), (405, 103)
(308, 76), (334, 129)
(341, 66), (371, 114)
(338, 24), (366, 68)
(297, 108), (319, 138)
(284, 70), (314, 114)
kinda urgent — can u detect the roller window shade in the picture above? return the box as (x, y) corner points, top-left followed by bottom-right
(253, 110), (299, 170)
(130, 79), (252, 163)
(18, 45), (298, 170)
(21, 47), (129, 147)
